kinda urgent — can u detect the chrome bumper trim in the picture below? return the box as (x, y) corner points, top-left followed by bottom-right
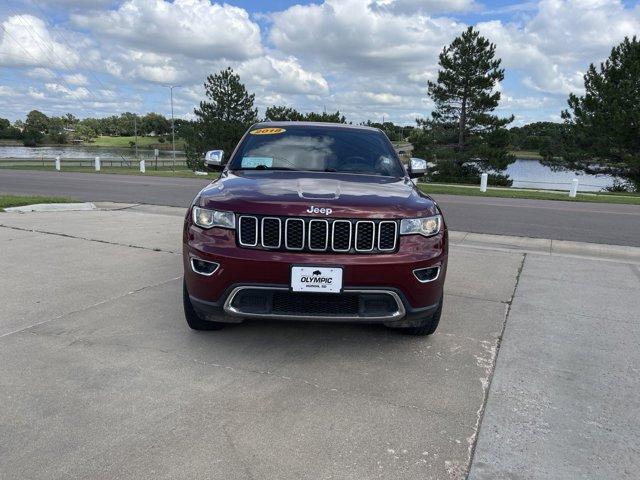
(223, 286), (406, 322)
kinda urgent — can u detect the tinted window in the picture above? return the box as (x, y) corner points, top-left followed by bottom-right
(228, 126), (405, 177)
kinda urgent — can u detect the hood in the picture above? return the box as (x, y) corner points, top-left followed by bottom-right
(197, 171), (438, 219)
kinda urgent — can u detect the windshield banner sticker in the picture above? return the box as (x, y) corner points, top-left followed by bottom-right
(240, 156), (274, 168)
(249, 128), (286, 135)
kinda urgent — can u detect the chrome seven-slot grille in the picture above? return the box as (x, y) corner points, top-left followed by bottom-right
(237, 215), (398, 254)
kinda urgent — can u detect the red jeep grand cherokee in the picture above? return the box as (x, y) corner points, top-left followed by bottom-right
(183, 122), (448, 335)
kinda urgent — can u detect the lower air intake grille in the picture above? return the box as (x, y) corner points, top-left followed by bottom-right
(272, 292), (359, 316)
(228, 288), (402, 318)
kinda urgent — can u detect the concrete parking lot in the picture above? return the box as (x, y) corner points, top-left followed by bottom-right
(1, 205), (639, 479)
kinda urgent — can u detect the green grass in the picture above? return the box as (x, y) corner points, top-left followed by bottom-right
(418, 183), (640, 205)
(90, 136), (185, 149)
(0, 194), (73, 211)
(0, 164), (211, 179)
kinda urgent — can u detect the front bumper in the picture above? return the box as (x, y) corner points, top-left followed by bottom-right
(184, 220), (447, 325)
(189, 284), (441, 327)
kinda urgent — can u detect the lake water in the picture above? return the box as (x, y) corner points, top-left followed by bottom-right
(0, 145), (182, 159)
(0, 146), (619, 192)
(505, 158), (619, 192)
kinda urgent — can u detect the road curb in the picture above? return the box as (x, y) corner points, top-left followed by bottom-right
(4, 202), (96, 213)
(452, 231), (640, 264)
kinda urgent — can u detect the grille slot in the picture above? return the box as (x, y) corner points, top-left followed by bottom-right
(285, 218), (305, 250)
(355, 221), (375, 251)
(308, 220), (329, 251)
(238, 216), (258, 247)
(331, 220), (352, 252)
(378, 221), (397, 251)
(261, 217), (281, 248)
(236, 215), (398, 254)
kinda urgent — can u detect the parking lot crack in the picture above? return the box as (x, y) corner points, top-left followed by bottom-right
(0, 275), (182, 339)
(630, 265), (640, 284)
(445, 292), (509, 304)
(0, 224), (179, 255)
(222, 422), (257, 480)
(464, 252), (526, 477)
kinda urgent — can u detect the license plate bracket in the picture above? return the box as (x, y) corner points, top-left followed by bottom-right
(290, 266), (343, 294)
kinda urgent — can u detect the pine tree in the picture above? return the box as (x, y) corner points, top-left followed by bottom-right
(549, 36), (640, 191)
(195, 67), (258, 125)
(415, 27), (514, 184)
(428, 26), (511, 149)
(185, 67), (258, 169)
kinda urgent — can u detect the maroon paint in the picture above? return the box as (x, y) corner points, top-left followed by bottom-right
(183, 171), (447, 310)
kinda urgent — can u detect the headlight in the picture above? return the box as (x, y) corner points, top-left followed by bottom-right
(192, 206), (235, 229)
(400, 214), (442, 237)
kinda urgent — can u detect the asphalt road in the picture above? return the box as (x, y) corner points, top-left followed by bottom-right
(1, 169), (639, 246)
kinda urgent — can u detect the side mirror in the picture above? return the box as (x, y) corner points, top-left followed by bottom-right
(408, 157), (427, 178)
(204, 150), (224, 171)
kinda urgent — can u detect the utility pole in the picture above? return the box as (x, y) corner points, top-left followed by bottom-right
(163, 85), (182, 172)
(134, 114), (138, 161)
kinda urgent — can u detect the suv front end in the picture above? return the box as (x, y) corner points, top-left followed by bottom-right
(183, 123), (448, 335)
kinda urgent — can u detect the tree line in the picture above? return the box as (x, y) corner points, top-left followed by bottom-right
(0, 111), (178, 146)
(3, 31), (638, 191)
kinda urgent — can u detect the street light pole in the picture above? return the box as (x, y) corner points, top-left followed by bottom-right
(163, 85), (182, 172)
(134, 114), (138, 161)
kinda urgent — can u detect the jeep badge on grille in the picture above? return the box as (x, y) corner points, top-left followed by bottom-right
(306, 206), (333, 215)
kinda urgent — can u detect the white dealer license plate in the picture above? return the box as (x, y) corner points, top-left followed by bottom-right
(291, 266), (343, 293)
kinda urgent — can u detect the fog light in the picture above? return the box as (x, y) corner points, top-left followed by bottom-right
(190, 258), (219, 276)
(413, 266), (440, 283)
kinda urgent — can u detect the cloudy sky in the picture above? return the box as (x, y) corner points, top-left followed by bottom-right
(0, 0), (638, 125)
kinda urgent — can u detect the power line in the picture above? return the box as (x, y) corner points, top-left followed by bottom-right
(4, 10), (105, 104)
(0, 28), (100, 112)
(27, 2), (114, 94)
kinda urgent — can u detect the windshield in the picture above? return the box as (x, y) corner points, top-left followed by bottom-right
(228, 125), (405, 177)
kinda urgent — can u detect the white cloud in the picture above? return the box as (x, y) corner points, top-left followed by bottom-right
(28, 87), (45, 100)
(27, 67), (56, 80)
(71, 0), (262, 61)
(478, 0), (640, 94)
(238, 56), (329, 96)
(45, 82), (90, 100)
(64, 73), (88, 85)
(3, 0), (639, 125)
(269, 0), (462, 71)
(371, 0), (480, 14)
(0, 15), (79, 69)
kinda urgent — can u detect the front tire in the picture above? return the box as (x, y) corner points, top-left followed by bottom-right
(395, 295), (443, 336)
(183, 280), (225, 331)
